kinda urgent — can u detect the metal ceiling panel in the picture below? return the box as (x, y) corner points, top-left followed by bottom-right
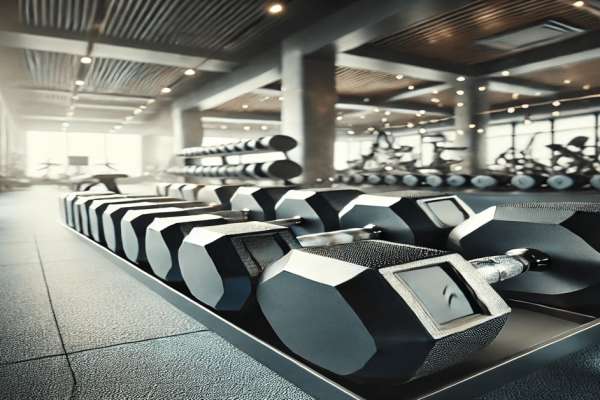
(515, 58), (600, 92)
(214, 93), (282, 113)
(335, 67), (426, 97)
(368, 0), (600, 66)
(23, 49), (79, 90)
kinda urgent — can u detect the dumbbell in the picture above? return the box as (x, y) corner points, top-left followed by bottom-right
(177, 191), (473, 313)
(402, 174), (426, 187)
(546, 174), (589, 190)
(425, 174), (445, 188)
(382, 174), (405, 185)
(590, 175), (600, 190)
(123, 186), (290, 264)
(156, 183), (172, 196)
(445, 174), (472, 188)
(448, 202), (600, 312)
(470, 175), (511, 189)
(257, 241), (548, 382)
(366, 174), (385, 185)
(59, 191), (114, 227)
(146, 188), (363, 281)
(73, 193), (127, 234)
(510, 174), (546, 190)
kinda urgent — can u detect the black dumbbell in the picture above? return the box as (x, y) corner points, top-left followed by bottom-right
(146, 188), (363, 282)
(177, 191), (473, 313)
(510, 174), (546, 190)
(402, 174), (426, 187)
(59, 191), (115, 227)
(445, 174), (472, 188)
(425, 174), (445, 188)
(123, 186), (288, 265)
(448, 202), (600, 312)
(257, 241), (548, 382)
(470, 175), (511, 189)
(546, 174), (589, 190)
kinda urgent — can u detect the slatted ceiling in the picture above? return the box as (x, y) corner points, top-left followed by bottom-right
(368, 0), (600, 66)
(488, 91), (538, 105)
(402, 89), (456, 108)
(339, 110), (448, 129)
(18, 0), (100, 32)
(214, 93), (282, 113)
(515, 58), (600, 91)
(335, 67), (426, 97)
(23, 50), (79, 90)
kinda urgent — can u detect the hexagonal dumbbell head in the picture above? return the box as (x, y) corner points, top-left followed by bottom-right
(230, 186), (292, 222)
(510, 174), (546, 190)
(179, 222), (302, 313)
(448, 202), (600, 311)
(339, 191), (474, 249)
(275, 188), (363, 236)
(257, 240), (510, 382)
(74, 194), (126, 234)
(195, 185), (241, 207)
(60, 191), (114, 227)
(470, 175), (510, 189)
(425, 175), (445, 188)
(445, 174), (471, 188)
(180, 184), (205, 200)
(156, 183), (172, 196)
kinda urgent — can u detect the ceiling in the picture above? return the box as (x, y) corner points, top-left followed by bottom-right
(0, 0), (600, 137)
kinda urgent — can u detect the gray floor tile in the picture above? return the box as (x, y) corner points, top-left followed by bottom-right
(43, 258), (207, 353)
(0, 263), (64, 364)
(0, 356), (73, 400)
(0, 230), (35, 244)
(69, 331), (313, 400)
(0, 242), (40, 266)
(476, 341), (600, 400)
(36, 240), (97, 263)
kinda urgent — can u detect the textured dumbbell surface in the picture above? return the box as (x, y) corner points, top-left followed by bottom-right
(448, 202), (600, 310)
(179, 221), (302, 312)
(257, 240), (510, 381)
(339, 191), (474, 248)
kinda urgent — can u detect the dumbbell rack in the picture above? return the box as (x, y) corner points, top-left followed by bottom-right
(61, 221), (600, 400)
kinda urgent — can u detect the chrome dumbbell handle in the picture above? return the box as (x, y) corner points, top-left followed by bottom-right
(470, 248), (550, 284)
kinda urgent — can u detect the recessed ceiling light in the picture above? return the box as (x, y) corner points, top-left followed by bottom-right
(395, 75), (404, 80)
(139, 105), (147, 109)
(408, 86), (415, 90)
(133, 109), (142, 115)
(552, 101), (561, 106)
(80, 56), (92, 64)
(524, 116), (532, 125)
(457, 130), (464, 135)
(419, 121), (427, 125)
(114, 125), (122, 130)
(468, 124), (476, 128)
(268, 3), (284, 14)
(419, 110), (426, 114)
(507, 107), (515, 113)
(456, 76), (466, 82)
(278, 96), (284, 101)
(573, 1), (584, 7)
(347, 130), (355, 135)
(478, 86), (486, 91)
(360, 115), (366, 119)
(381, 118), (388, 123)
(75, 80), (85, 86)
(243, 126), (251, 130)
(407, 123), (414, 128)
(336, 116), (343, 121)
(125, 116), (133, 121)
(477, 128), (484, 133)
(535, 92), (542, 96)
(563, 79), (571, 84)
(512, 93), (520, 100)
(261, 126), (268, 130)
(220, 125), (227, 129)
(522, 104), (529, 109)
(363, 97), (370, 102)
(501, 71), (510, 76)
(384, 111), (391, 115)
(431, 98), (440, 103)
(432, 90), (439, 94)
(374, 108), (380, 112)
(419, 128), (427, 133)
(457, 102), (464, 107)
(242, 104), (249, 109)
(147, 99), (156, 104)
(184, 69), (196, 76)
(368, 127), (375, 131)
(583, 84), (591, 90)
(456, 90), (464, 95)
(552, 111), (560, 116)
(161, 87), (171, 94)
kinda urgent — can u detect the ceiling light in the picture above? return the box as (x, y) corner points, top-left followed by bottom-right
(382, 118), (388, 123)
(573, 1), (584, 6)
(220, 125), (227, 129)
(62, 122), (69, 127)
(125, 116), (133, 121)
(419, 110), (426, 114)
(522, 104), (529, 109)
(478, 86), (486, 91)
(563, 79), (571, 84)
(407, 123), (414, 128)
(468, 124), (476, 128)
(552, 101), (561, 107)
(268, 3), (284, 14)
(114, 125), (122, 130)
(501, 71), (510, 76)
(360, 115), (365, 119)
(456, 76), (466, 82)
(243, 126), (251, 130)
(363, 98), (370, 102)
(161, 87), (171, 94)
(456, 90), (464, 95)
(368, 127), (375, 131)
(431, 98), (440, 103)
(147, 99), (156, 104)
(535, 92), (542, 96)
(374, 108), (380, 112)
(336, 116), (343, 121)
(384, 111), (391, 115)
(133, 108), (143, 114)
(430, 119), (439, 123)
(80, 56), (92, 64)
(457, 130), (464, 135)
(75, 80), (85, 86)
(139, 105), (147, 109)
(512, 93), (519, 100)
(278, 96), (284, 101)
(242, 104), (249, 109)
(457, 102), (464, 107)
(432, 90), (439, 94)
(583, 84), (591, 90)
(71, 95), (79, 100)
(507, 107), (515, 113)
(415, 113), (421, 117)
(552, 111), (561, 116)
(419, 128), (427, 134)
(184, 69), (196, 76)
(395, 75), (404, 80)
(477, 128), (484, 133)
(524, 116), (532, 125)
(419, 121), (427, 125)
(408, 86), (415, 90)
(261, 126), (268, 131)
(347, 130), (355, 135)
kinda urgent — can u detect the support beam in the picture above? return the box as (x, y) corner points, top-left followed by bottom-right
(487, 78), (557, 97)
(337, 96), (452, 115)
(386, 83), (452, 102)
(200, 111), (280, 125)
(476, 31), (600, 77)
(23, 88), (152, 103)
(171, 107), (204, 154)
(0, 28), (238, 72)
(281, 48), (337, 184)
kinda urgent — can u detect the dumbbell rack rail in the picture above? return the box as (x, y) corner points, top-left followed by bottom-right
(61, 221), (600, 400)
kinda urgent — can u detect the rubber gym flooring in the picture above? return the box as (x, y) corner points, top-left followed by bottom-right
(1, 184), (600, 400)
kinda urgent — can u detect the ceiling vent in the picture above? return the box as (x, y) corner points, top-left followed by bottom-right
(476, 20), (583, 52)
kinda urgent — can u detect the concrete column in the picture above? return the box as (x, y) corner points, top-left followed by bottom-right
(281, 47), (338, 184)
(142, 134), (174, 174)
(171, 107), (204, 154)
(452, 80), (490, 175)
